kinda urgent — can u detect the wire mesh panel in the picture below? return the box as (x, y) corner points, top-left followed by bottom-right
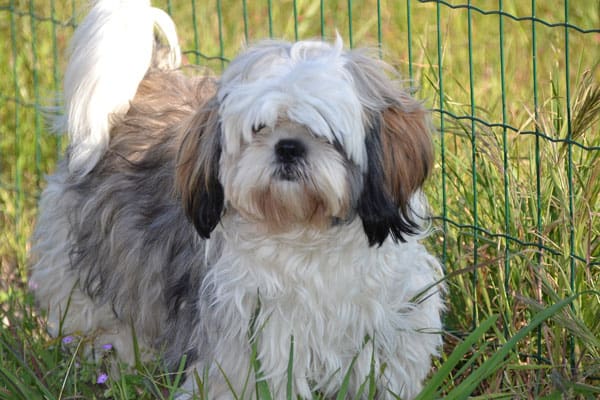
(1, 0), (598, 397)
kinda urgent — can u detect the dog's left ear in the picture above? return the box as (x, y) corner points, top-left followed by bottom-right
(347, 54), (434, 246)
(176, 98), (224, 239)
(362, 95), (434, 246)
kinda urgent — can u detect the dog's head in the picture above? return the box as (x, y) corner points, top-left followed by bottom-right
(176, 36), (433, 246)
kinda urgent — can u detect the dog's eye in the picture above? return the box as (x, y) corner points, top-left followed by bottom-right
(252, 123), (266, 134)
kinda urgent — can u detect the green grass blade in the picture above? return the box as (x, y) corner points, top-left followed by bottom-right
(335, 352), (359, 400)
(367, 340), (377, 400)
(215, 361), (240, 400)
(286, 336), (294, 400)
(0, 337), (56, 400)
(415, 315), (498, 400)
(446, 294), (581, 399)
(248, 335), (272, 400)
(254, 375), (273, 400)
(58, 338), (83, 400)
(0, 365), (42, 400)
(167, 354), (188, 400)
(192, 368), (208, 400)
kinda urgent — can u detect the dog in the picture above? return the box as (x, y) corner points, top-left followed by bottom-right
(30, 0), (444, 398)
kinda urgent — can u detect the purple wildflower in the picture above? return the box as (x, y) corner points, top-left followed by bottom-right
(102, 343), (113, 351)
(97, 373), (109, 384)
(62, 335), (74, 345)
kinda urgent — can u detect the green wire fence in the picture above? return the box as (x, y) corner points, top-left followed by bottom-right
(1, 0), (599, 396)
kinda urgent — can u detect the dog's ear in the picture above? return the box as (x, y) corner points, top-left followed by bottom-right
(346, 53), (433, 246)
(176, 98), (224, 239)
(359, 95), (433, 246)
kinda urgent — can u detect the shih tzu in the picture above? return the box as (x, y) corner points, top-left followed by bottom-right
(30, 0), (444, 398)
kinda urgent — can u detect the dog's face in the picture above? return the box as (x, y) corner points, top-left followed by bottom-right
(221, 120), (361, 233)
(177, 37), (433, 246)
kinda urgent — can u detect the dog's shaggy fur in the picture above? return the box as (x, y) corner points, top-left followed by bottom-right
(30, 1), (444, 398)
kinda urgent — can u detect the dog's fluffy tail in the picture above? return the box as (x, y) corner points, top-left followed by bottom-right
(60, 0), (181, 176)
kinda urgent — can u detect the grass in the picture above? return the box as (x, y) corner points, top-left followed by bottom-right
(1, 0), (599, 398)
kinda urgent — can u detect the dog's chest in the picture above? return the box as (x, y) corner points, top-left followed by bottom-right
(197, 224), (438, 396)
(208, 229), (408, 350)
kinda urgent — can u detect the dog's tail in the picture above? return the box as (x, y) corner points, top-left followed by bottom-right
(60, 0), (181, 176)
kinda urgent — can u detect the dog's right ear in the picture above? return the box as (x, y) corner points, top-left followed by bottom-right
(176, 98), (224, 239)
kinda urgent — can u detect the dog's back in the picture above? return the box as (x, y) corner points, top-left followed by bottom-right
(30, 0), (208, 367)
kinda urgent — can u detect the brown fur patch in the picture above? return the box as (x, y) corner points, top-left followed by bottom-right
(342, 50), (433, 213)
(243, 184), (333, 233)
(380, 95), (433, 208)
(175, 89), (224, 237)
(105, 70), (216, 167)
(175, 97), (220, 198)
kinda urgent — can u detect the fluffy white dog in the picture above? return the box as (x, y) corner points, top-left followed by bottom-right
(30, 0), (444, 398)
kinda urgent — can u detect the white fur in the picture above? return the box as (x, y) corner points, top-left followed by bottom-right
(218, 35), (368, 171)
(182, 218), (443, 400)
(61, 0), (180, 175)
(30, 166), (149, 364)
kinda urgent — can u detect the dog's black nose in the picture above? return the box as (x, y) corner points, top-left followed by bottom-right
(275, 139), (306, 164)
